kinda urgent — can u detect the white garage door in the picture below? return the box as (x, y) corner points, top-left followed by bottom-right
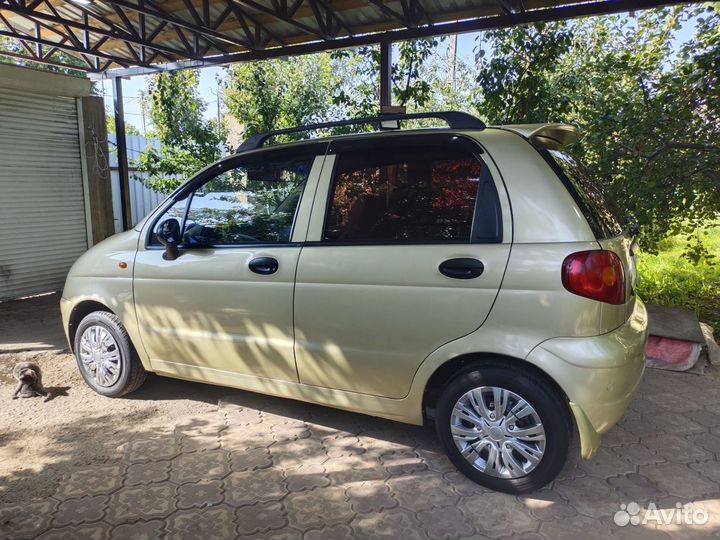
(0, 88), (88, 301)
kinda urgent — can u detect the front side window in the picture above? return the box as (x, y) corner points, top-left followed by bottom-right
(152, 155), (314, 247)
(324, 144), (493, 243)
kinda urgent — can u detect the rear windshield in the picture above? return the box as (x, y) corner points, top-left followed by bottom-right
(543, 149), (624, 239)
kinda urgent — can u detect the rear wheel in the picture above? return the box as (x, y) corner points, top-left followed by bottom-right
(435, 363), (571, 493)
(74, 311), (147, 397)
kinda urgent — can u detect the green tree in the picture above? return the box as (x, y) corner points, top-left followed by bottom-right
(224, 54), (338, 139)
(474, 5), (720, 248)
(224, 39), (445, 142)
(137, 70), (223, 193)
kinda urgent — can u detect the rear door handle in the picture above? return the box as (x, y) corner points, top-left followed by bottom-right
(439, 258), (484, 279)
(249, 257), (279, 275)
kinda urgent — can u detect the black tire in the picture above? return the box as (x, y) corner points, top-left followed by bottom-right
(73, 311), (147, 397)
(435, 362), (571, 494)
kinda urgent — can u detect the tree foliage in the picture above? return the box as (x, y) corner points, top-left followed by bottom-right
(474, 4), (720, 249)
(137, 70), (223, 192)
(224, 54), (338, 138)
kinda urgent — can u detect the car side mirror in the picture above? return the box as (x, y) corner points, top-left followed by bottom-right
(156, 219), (181, 261)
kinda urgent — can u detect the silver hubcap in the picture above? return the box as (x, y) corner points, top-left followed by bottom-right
(450, 386), (546, 479)
(79, 325), (121, 387)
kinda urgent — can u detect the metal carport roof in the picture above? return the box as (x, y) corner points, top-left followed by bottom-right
(0, 0), (700, 77)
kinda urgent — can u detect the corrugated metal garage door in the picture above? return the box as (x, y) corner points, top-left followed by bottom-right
(0, 88), (88, 300)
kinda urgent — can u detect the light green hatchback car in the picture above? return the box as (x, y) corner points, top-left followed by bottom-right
(61, 112), (647, 493)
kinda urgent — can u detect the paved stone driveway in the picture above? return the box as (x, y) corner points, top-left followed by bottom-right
(2, 367), (720, 540)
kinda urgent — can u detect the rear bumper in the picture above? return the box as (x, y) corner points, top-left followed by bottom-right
(527, 298), (648, 458)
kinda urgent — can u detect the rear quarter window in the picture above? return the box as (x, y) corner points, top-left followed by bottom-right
(541, 149), (624, 239)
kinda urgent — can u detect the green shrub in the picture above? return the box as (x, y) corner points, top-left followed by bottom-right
(637, 224), (720, 327)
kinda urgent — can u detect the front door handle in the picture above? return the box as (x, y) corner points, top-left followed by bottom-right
(439, 258), (484, 279)
(249, 256), (279, 275)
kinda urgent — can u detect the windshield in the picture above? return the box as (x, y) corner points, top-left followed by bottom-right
(544, 149), (624, 239)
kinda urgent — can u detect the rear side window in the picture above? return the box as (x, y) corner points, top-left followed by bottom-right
(323, 140), (500, 243)
(544, 150), (623, 239)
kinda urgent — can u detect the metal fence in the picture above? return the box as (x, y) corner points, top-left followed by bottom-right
(108, 134), (167, 233)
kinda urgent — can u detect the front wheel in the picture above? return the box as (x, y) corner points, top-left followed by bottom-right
(435, 364), (571, 494)
(73, 311), (147, 397)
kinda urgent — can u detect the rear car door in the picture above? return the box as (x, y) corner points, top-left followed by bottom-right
(294, 133), (512, 398)
(134, 145), (325, 382)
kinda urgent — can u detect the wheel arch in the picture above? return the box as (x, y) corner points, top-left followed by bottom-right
(67, 300), (116, 353)
(422, 353), (570, 421)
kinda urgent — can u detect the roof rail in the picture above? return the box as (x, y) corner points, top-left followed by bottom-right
(236, 111), (486, 152)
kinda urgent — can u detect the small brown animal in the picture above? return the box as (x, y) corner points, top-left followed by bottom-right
(11, 362), (49, 401)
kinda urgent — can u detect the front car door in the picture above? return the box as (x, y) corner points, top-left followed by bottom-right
(134, 144), (326, 383)
(294, 133), (512, 398)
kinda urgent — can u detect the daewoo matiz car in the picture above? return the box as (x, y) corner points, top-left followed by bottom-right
(61, 111), (648, 493)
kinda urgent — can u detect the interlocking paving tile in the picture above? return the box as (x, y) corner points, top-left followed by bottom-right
(518, 489), (577, 521)
(651, 412), (706, 435)
(612, 442), (665, 467)
(324, 456), (388, 486)
(380, 450), (428, 476)
(284, 462), (330, 492)
(285, 486), (354, 529)
(352, 508), (427, 540)
(271, 421), (310, 442)
(346, 480), (398, 514)
(386, 471), (459, 511)
(35, 522), (111, 540)
(553, 476), (620, 518)
(122, 436), (181, 463)
(417, 504), (476, 540)
(414, 446), (457, 473)
(0, 499), (58, 540)
(442, 470), (492, 497)
(179, 432), (221, 452)
(165, 504), (237, 540)
(176, 479), (223, 509)
(225, 469), (287, 505)
(640, 462), (719, 499)
(10, 367), (720, 540)
(236, 501), (288, 535)
(125, 459), (171, 485)
(105, 484), (175, 523)
(689, 459), (720, 484)
(539, 514), (618, 540)
(643, 433), (712, 463)
(304, 523), (357, 540)
(272, 437), (327, 468)
(688, 408), (720, 428)
(460, 491), (537, 537)
(174, 416), (226, 437)
(230, 446), (273, 472)
(224, 407), (263, 426)
(646, 393), (703, 414)
(607, 472), (668, 501)
(692, 432), (720, 454)
(52, 495), (108, 527)
(109, 519), (164, 540)
(170, 450), (230, 483)
(323, 435), (365, 458)
(223, 423), (275, 450)
(54, 465), (124, 499)
(577, 447), (635, 478)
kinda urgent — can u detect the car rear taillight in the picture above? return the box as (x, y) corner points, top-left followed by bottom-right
(562, 250), (625, 305)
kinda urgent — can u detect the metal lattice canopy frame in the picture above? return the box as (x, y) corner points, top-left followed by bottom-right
(0, 0), (700, 77)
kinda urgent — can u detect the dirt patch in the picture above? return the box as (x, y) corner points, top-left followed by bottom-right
(0, 294), (228, 504)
